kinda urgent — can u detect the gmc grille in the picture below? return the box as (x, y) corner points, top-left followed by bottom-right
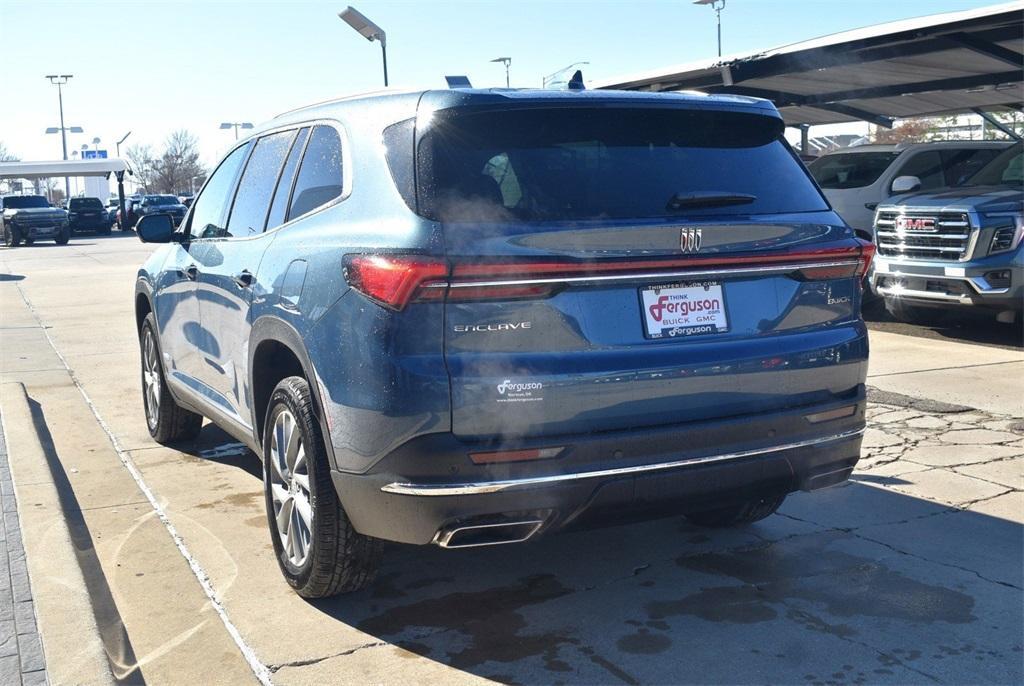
(874, 210), (973, 261)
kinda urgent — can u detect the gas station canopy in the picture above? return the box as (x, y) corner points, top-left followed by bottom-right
(0, 158), (129, 180)
(598, 1), (1023, 128)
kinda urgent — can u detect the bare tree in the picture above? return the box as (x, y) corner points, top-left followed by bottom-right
(151, 130), (207, 195)
(0, 141), (18, 162)
(125, 143), (157, 193)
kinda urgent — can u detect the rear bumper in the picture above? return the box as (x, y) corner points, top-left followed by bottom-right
(331, 390), (865, 545)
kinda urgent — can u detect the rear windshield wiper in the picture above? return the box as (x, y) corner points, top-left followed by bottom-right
(666, 191), (757, 211)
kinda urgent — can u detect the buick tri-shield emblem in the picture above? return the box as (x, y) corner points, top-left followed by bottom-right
(895, 216), (936, 232)
(680, 227), (702, 253)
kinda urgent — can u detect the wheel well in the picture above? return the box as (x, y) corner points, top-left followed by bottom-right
(135, 293), (152, 334)
(251, 339), (307, 439)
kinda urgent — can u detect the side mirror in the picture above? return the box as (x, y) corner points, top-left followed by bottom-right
(891, 175), (921, 194)
(136, 213), (178, 243)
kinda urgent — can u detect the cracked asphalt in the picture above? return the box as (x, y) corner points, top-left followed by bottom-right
(0, 235), (1021, 685)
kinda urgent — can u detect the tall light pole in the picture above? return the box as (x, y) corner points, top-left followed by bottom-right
(219, 122), (254, 140)
(338, 6), (388, 87)
(542, 61), (589, 89)
(116, 131), (132, 158)
(491, 57), (512, 88)
(45, 74), (76, 199)
(694, 0), (726, 58)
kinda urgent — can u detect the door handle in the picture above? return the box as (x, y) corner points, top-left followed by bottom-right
(233, 270), (254, 288)
(180, 264), (198, 280)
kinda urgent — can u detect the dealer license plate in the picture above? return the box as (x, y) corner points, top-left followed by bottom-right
(639, 281), (729, 339)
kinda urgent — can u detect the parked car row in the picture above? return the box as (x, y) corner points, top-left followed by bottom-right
(117, 194), (188, 230)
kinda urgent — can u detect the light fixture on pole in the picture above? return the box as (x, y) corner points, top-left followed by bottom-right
(219, 122), (254, 140)
(45, 74), (77, 199)
(338, 6), (388, 87)
(116, 131), (132, 158)
(542, 61), (589, 89)
(693, 0), (726, 58)
(490, 57), (512, 88)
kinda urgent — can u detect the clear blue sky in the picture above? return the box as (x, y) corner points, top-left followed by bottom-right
(0, 0), (1003, 168)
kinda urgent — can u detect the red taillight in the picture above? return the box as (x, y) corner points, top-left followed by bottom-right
(343, 255), (448, 310)
(345, 242), (875, 309)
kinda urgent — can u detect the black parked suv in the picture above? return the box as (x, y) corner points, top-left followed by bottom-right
(1, 195), (70, 246)
(67, 196), (112, 234)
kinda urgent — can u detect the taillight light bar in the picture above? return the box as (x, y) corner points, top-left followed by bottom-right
(343, 241), (876, 310)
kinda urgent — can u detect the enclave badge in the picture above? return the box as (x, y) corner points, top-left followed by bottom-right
(680, 227), (702, 253)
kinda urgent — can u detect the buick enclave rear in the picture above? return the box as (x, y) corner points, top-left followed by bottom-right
(134, 89), (872, 597)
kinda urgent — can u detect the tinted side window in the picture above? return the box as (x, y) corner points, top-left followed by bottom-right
(942, 149), (1001, 187)
(895, 151), (944, 191)
(288, 125), (343, 221)
(265, 127), (310, 231)
(189, 144), (249, 239)
(226, 130), (296, 237)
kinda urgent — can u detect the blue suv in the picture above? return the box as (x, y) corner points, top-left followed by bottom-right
(134, 88), (873, 597)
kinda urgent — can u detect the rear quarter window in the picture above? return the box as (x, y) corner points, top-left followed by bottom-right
(287, 125), (344, 221)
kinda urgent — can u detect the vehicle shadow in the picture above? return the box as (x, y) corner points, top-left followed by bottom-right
(864, 298), (1024, 349)
(297, 481), (1022, 684)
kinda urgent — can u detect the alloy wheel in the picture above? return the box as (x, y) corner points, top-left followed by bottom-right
(269, 409), (312, 567)
(142, 328), (161, 430)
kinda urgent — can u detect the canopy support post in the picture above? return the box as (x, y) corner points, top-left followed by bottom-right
(116, 171), (127, 231)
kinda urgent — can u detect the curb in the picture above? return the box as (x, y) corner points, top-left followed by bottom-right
(0, 382), (115, 686)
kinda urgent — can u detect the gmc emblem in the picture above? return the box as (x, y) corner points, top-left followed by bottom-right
(680, 227), (703, 253)
(895, 216), (936, 232)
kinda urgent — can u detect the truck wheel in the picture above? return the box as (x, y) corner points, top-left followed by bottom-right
(140, 314), (203, 443)
(263, 376), (381, 598)
(884, 297), (947, 325)
(54, 228), (70, 245)
(4, 226), (21, 247)
(686, 494), (786, 528)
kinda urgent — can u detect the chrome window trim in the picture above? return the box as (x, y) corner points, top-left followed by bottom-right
(381, 427), (865, 496)
(421, 259), (862, 289)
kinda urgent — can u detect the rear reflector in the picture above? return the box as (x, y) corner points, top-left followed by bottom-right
(469, 447), (564, 464)
(805, 405), (858, 424)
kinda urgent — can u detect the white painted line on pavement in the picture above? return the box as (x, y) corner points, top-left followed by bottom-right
(16, 285), (274, 686)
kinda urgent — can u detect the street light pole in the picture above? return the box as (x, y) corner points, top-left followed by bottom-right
(219, 122), (254, 140)
(116, 131), (132, 158)
(338, 6), (389, 87)
(45, 74), (74, 199)
(491, 57), (512, 88)
(694, 0), (726, 58)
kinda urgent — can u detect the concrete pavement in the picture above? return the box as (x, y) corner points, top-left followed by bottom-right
(0, 234), (1021, 685)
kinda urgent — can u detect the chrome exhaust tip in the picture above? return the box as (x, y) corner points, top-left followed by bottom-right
(434, 519), (544, 549)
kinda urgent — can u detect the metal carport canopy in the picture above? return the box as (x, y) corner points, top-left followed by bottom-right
(0, 158), (128, 180)
(596, 1), (1023, 128)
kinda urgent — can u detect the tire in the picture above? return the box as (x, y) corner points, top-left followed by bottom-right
(883, 297), (947, 325)
(4, 225), (21, 247)
(54, 228), (70, 245)
(686, 494), (787, 528)
(23, 238), (34, 246)
(263, 376), (381, 598)
(140, 313), (203, 443)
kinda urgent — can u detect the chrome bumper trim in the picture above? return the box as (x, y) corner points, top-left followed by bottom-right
(381, 427), (866, 496)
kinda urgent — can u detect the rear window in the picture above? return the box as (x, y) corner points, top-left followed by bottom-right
(146, 195), (178, 205)
(69, 198), (103, 209)
(416, 107), (828, 222)
(808, 151), (900, 189)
